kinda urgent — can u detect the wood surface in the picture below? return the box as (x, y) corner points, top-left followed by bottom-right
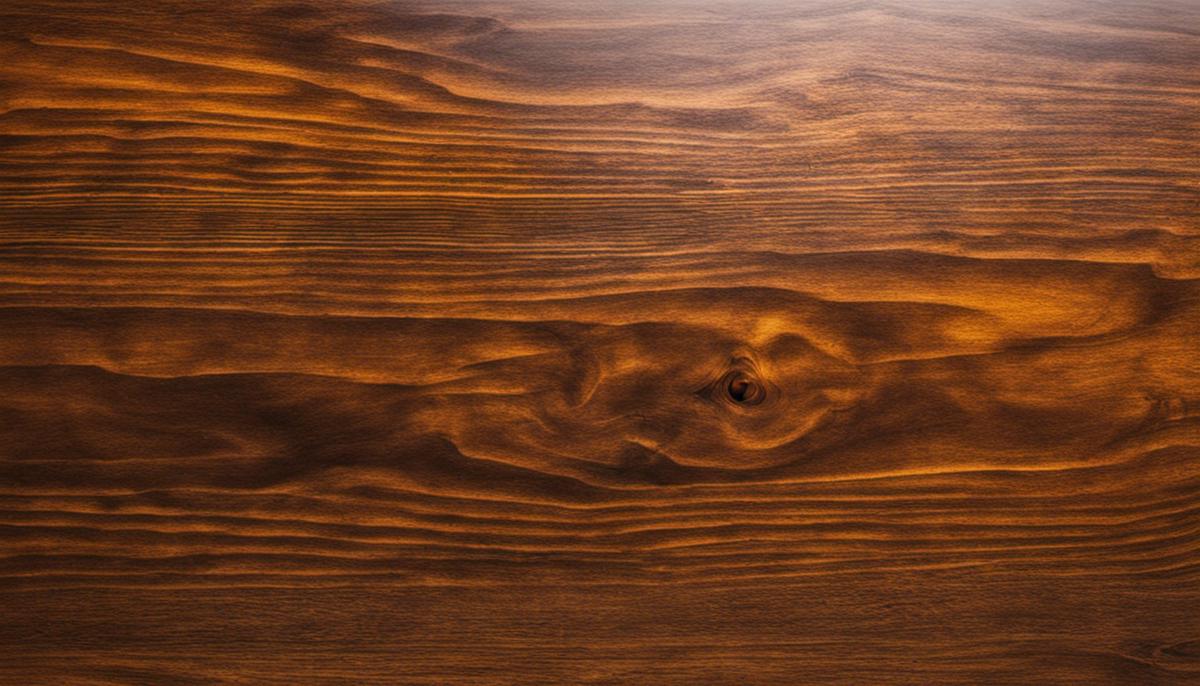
(1, 0), (1199, 683)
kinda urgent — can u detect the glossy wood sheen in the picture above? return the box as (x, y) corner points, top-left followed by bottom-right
(1, 0), (1199, 683)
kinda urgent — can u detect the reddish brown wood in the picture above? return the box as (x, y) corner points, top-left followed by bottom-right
(1, 0), (1198, 683)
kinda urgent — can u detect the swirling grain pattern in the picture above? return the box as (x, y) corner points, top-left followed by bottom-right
(1, 0), (1199, 683)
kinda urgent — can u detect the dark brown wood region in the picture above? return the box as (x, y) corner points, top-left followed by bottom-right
(1, 0), (1198, 683)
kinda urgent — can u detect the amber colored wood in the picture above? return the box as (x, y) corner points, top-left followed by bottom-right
(1, 0), (1199, 683)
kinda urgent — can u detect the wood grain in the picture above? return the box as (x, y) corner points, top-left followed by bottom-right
(1, 0), (1199, 683)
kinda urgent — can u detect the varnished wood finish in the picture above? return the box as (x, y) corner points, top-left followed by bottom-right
(2, 0), (1199, 683)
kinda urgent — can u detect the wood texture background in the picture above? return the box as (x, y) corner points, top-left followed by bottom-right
(1, 0), (1199, 683)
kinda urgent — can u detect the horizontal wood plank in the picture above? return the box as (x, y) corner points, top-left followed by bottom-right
(1, 0), (1198, 683)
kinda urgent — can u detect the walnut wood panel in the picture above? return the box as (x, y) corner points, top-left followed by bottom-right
(1, 0), (1198, 683)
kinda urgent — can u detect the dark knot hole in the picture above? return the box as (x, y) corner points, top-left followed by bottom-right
(727, 375), (763, 405)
